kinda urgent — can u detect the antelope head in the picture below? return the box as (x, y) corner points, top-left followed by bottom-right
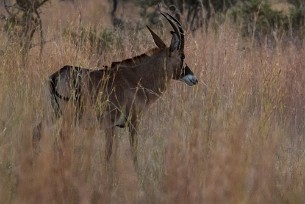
(147, 12), (198, 86)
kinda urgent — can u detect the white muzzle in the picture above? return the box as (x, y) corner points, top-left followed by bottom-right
(180, 74), (198, 86)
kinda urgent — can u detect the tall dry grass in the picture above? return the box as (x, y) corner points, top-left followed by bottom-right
(1, 1), (305, 203)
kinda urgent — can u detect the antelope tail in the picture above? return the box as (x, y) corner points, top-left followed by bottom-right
(48, 74), (69, 118)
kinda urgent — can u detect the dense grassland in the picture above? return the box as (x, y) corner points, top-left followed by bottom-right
(1, 1), (305, 203)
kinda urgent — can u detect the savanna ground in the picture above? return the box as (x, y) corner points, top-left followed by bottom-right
(1, 0), (305, 203)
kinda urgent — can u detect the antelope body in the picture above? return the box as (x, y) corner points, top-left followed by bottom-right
(34, 12), (198, 166)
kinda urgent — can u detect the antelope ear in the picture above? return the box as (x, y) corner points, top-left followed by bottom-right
(169, 31), (179, 52)
(146, 25), (166, 49)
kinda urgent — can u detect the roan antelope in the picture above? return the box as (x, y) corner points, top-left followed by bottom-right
(33, 12), (198, 167)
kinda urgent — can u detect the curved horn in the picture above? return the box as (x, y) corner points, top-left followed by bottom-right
(164, 12), (185, 51)
(161, 12), (181, 51)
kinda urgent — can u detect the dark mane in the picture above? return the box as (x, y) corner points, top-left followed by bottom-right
(110, 48), (162, 68)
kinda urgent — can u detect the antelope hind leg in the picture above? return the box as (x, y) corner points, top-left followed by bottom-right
(32, 121), (42, 155)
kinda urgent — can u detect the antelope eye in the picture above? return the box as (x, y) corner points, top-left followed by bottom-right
(181, 54), (185, 60)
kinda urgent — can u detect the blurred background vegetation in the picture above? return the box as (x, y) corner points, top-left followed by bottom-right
(135, 0), (305, 43)
(0, 0), (304, 62)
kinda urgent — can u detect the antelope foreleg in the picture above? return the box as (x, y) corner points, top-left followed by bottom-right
(105, 127), (115, 163)
(128, 118), (138, 168)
